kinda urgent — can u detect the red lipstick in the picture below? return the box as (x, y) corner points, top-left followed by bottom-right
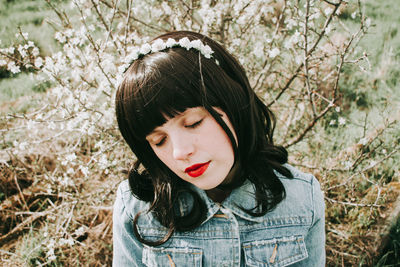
(185, 161), (211, 178)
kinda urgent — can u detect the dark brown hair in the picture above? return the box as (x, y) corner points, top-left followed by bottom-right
(115, 31), (292, 246)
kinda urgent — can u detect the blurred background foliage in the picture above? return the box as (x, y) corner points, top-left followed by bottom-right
(0, 0), (399, 266)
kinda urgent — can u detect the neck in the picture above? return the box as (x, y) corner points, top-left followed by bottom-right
(206, 187), (232, 203)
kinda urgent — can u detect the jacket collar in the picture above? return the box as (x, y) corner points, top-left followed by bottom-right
(189, 180), (265, 223)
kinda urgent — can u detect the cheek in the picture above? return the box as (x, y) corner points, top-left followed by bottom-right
(213, 108), (238, 146)
(206, 126), (235, 161)
(222, 117), (237, 146)
(152, 147), (172, 168)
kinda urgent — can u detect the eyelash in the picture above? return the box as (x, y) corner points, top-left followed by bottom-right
(185, 119), (203, 128)
(153, 119), (203, 147)
(155, 137), (166, 147)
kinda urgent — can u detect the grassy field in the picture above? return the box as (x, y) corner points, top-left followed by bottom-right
(0, 0), (399, 266)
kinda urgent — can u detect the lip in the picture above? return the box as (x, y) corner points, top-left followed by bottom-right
(185, 161), (211, 178)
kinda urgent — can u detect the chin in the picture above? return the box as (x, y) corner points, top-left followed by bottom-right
(194, 180), (224, 190)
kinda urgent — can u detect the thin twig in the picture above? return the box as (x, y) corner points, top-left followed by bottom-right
(327, 147), (400, 191)
(0, 210), (52, 246)
(13, 172), (29, 211)
(90, 0), (120, 53)
(304, 0), (317, 117)
(267, 0), (345, 107)
(325, 197), (382, 208)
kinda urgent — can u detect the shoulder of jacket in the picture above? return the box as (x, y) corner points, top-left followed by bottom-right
(116, 179), (150, 216)
(274, 164), (323, 218)
(118, 179), (132, 194)
(276, 163), (316, 184)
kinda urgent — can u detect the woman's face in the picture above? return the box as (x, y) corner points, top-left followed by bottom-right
(146, 107), (236, 190)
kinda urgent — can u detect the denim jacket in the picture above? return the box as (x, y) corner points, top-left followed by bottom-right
(113, 164), (325, 266)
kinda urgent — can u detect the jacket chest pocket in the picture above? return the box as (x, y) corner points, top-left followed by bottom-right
(142, 246), (203, 267)
(242, 235), (308, 267)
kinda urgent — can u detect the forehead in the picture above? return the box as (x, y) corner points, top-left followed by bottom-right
(148, 107), (207, 135)
(164, 106), (205, 120)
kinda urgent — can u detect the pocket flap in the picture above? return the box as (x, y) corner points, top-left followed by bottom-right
(243, 235), (308, 267)
(142, 246), (202, 267)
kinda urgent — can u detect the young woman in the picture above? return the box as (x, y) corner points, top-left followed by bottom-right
(114, 31), (325, 266)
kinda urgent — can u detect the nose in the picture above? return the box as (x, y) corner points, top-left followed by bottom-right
(171, 134), (194, 161)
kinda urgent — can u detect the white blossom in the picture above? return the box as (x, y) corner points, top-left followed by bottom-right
(365, 18), (372, 27)
(88, 125), (96, 135)
(325, 24), (333, 34)
(32, 47), (39, 56)
(343, 160), (352, 170)
(7, 61), (20, 74)
(59, 238), (74, 246)
(269, 48), (280, 58)
(253, 42), (264, 58)
(286, 18), (297, 30)
(35, 57), (43, 68)
(324, 7), (333, 16)
(74, 226), (86, 236)
(161, 2), (172, 15)
(18, 45), (27, 57)
(64, 28), (74, 38)
(4, 47), (15, 54)
(232, 39), (241, 47)
(18, 142), (28, 150)
(46, 239), (56, 261)
(185, 20), (192, 28)
(357, 137), (369, 146)
(55, 32), (66, 43)
(65, 153), (77, 162)
(368, 160), (377, 168)
(80, 166), (89, 177)
(338, 117), (346, 125)
(67, 167), (75, 175)
(48, 121), (56, 130)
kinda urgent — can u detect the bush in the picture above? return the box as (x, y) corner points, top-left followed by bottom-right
(0, 0), (398, 266)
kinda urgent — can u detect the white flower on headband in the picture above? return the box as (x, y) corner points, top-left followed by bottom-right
(122, 37), (217, 73)
(200, 44), (213, 59)
(166, 38), (178, 48)
(179, 37), (192, 50)
(124, 48), (139, 63)
(151, 38), (166, 52)
(190, 39), (202, 50)
(139, 43), (152, 55)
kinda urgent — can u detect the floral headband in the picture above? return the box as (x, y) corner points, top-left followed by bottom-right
(121, 37), (217, 73)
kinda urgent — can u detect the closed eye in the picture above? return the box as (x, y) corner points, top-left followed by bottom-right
(154, 137), (166, 147)
(185, 119), (203, 129)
